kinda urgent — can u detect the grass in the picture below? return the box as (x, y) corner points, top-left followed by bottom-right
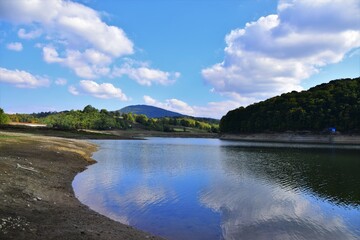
(0, 135), (20, 139)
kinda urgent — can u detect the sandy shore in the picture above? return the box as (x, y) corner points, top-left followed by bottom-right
(0, 131), (163, 240)
(220, 133), (360, 145)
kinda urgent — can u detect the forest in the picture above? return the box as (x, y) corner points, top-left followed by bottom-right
(220, 77), (360, 133)
(3, 105), (219, 133)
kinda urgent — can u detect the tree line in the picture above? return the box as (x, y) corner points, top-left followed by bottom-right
(220, 77), (360, 133)
(2, 105), (219, 133)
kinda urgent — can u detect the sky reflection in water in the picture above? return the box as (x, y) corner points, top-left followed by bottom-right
(73, 138), (360, 240)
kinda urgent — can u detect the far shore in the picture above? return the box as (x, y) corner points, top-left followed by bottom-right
(0, 124), (218, 139)
(220, 132), (360, 145)
(2, 124), (360, 145)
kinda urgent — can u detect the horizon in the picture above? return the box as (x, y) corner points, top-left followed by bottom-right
(0, 0), (359, 119)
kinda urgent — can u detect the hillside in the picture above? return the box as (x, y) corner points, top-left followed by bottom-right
(220, 77), (360, 133)
(119, 105), (186, 118)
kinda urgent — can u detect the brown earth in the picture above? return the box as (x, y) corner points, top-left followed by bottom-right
(0, 131), (164, 240)
(220, 133), (360, 145)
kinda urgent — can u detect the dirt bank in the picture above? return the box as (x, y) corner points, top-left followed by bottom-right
(220, 133), (360, 145)
(0, 131), (163, 240)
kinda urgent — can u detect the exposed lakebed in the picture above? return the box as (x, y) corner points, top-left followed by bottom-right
(73, 138), (360, 240)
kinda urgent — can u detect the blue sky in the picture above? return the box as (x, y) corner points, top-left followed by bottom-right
(0, 0), (359, 118)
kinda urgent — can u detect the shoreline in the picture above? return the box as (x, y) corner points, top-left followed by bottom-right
(220, 133), (360, 146)
(0, 131), (163, 240)
(1, 129), (359, 239)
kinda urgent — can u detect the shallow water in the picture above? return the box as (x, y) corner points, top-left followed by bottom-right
(73, 138), (360, 240)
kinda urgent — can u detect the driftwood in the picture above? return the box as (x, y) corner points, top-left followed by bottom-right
(16, 163), (39, 173)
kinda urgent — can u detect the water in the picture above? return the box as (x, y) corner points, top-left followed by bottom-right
(73, 138), (360, 240)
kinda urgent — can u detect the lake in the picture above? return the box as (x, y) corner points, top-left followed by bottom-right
(73, 138), (360, 240)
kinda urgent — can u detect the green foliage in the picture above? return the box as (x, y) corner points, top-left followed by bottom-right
(8, 113), (38, 123)
(0, 108), (10, 125)
(122, 113), (135, 123)
(43, 106), (125, 130)
(220, 77), (360, 133)
(35, 105), (220, 133)
(135, 114), (148, 125)
(2, 104), (220, 133)
(83, 105), (98, 113)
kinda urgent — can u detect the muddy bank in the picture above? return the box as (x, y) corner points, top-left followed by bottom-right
(0, 131), (163, 240)
(220, 133), (360, 145)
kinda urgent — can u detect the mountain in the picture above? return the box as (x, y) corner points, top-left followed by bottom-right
(220, 77), (360, 133)
(118, 105), (186, 118)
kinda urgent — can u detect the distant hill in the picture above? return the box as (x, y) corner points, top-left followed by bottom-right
(118, 105), (186, 118)
(220, 77), (360, 133)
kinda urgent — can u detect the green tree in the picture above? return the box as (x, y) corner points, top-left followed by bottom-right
(0, 108), (10, 125)
(83, 105), (98, 113)
(135, 114), (148, 125)
(220, 77), (360, 133)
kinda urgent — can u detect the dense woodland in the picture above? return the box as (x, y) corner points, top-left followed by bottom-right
(3, 105), (219, 133)
(220, 77), (360, 133)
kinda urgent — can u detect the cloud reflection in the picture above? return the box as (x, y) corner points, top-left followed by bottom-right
(199, 175), (358, 240)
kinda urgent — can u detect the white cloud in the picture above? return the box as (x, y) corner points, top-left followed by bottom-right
(69, 80), (128, 101)
(113, 62), (180, 86)
(18, 28), (42, 39)
(1, 0), (179, 83)
(6, 42), (23, 51)
(0, 0), (133, 57)
(144, 95), (195, 116)
(143, 95), (240, 119)
(68, 85), (79, 95)
(202, 0), (360, 103)
(43, 46), (111, 78)
(0, 0), (133, 78)
(192, 100), (247, 119)
(55, 78), (67, 86)
(0, 67), (50, 88)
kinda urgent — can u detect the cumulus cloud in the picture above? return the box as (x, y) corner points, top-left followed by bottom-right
(202, 0), (360, 103)
(144, 95), (195, 116)
(69, 80), (128, 101)
(0, 0), (133, 78)
(0, 0), (133, 57)
(43, 46), (111, 78)
(113, 62), (180, 86)
(6, 42), (23, 51)
(1, 0), (180, 84)
(18, 28), (42, 39)
(143, 95), (240, 119)
(0, 67), (49, 88)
